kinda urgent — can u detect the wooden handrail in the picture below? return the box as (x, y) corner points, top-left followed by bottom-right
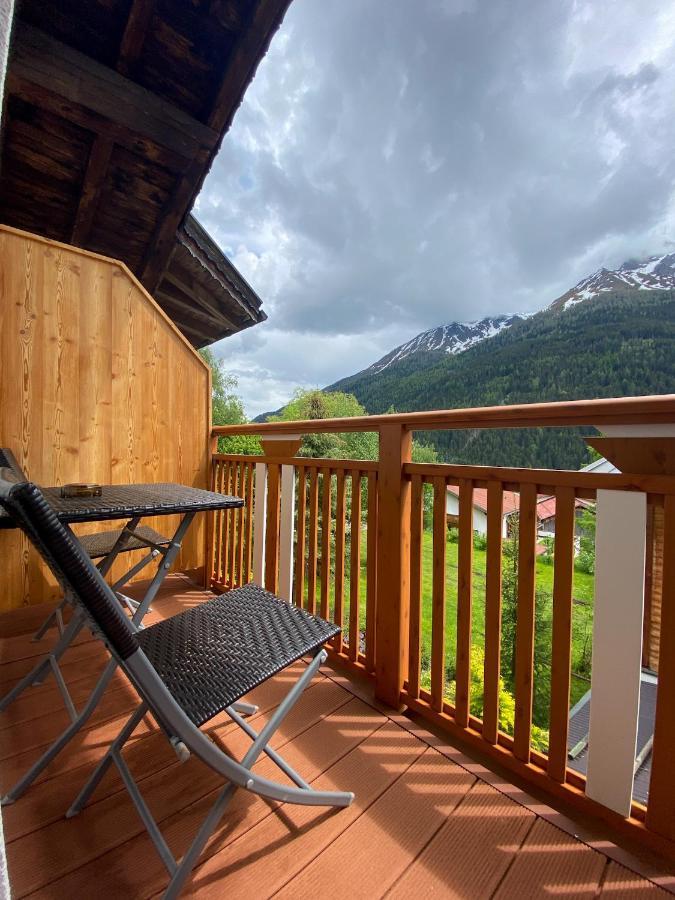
(212, 394), (675, 435)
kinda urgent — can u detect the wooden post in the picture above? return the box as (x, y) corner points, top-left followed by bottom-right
(374, 423), (412, 708)
(260, 436), (301, 597)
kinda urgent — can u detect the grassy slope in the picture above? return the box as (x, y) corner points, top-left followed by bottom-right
(325, 529), (594, 714)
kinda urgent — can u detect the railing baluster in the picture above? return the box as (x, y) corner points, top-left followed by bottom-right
(307, 467), (319, 614)
(455, 477), (474, 727)
(514, 482), (538, 762)
(482, 480), (503, 745)
(320, 467), (332, 619)
(349, 470), (362, 662)
(408, 474), (424, 700)
(294, 466), (307, 607)
(646, 494), (675, 840)
(333, 469), (346, 653)
(365, 470), (378, 673)
(431, 475), (447, 712)
(548, 485), (575, 783)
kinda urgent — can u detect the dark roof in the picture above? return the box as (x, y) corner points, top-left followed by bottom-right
(567, 671), (656, 805)
(157, 214), (266, 349)
(0, 0), (289, 345)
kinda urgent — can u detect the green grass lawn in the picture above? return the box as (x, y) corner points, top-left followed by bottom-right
(309, 526), (595, 732)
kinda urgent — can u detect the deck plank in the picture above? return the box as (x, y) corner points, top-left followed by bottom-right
(387, 780), (535, 899)
(493, 817), (607, 899)
(274, 746), (474, 900)
(172, 720), (425, 899)
(601, 862), (672, 897)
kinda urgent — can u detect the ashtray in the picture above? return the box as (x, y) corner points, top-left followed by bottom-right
(60, 483), (103, 499)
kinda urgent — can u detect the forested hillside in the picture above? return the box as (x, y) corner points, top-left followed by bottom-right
(328, 289), (675, 468)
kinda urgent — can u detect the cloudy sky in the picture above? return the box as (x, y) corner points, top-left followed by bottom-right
(196, 0), (675, 418)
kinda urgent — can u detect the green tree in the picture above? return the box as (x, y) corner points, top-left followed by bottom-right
(500, 514), (553, 741)
(199, 348), (261, 455)
(269, 388), (378, 460)
(575, 506), (596, 575)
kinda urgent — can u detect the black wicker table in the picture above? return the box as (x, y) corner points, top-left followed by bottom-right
(0, 482), (242, 529)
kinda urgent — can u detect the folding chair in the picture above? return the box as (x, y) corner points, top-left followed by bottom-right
(0, 474), (353, 899)
(0, 449), (170, 721)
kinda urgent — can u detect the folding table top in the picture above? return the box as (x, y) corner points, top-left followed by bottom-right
(0, 483), (243, 528)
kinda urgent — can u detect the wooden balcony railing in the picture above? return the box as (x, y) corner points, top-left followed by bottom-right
(209, 395), (675, 860)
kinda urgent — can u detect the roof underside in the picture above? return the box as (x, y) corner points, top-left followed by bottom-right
(0, 0), (287, 345)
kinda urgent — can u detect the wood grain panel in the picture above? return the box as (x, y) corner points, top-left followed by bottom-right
(0, 225), (210, 610)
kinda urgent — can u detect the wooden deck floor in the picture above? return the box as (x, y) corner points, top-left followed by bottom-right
(0, 575), (673, 899)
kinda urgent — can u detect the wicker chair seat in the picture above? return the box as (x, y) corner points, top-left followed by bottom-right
(137, 584), (339, 726)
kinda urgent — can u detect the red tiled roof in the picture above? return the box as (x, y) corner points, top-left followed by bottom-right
(447, 488), (593, 520)
(448, 487), (520, 516)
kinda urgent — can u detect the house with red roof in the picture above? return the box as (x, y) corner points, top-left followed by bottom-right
(445, 486), (593, 540)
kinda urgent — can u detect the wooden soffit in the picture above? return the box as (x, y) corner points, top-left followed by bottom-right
(0, 0), (291, 302)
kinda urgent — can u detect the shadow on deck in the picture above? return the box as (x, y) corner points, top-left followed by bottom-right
(0, 575), (672, 899)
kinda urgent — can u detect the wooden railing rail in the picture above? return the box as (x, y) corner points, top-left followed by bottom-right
(212, 393), (675, 435)
(209, 395), (675, 860)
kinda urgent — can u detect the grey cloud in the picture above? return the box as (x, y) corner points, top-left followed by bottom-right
(198, 0), (675, 416)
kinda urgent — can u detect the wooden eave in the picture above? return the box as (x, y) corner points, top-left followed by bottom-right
(0, 0), (289, 342)
(154, 214), (266, 349)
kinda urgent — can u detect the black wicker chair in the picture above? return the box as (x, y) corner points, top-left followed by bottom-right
(0, 473), (353, 899)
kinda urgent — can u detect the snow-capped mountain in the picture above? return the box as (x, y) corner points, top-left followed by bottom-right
(367, 315), (525, 374)
(550, 252), (675, 312)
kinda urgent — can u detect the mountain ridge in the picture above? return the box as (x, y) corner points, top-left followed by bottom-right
(255, 252), (675, 467)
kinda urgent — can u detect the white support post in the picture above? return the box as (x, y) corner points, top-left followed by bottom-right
(252, 463), (267, 585)
(278, 464), (296, 602)
(585, 489), (647, 815)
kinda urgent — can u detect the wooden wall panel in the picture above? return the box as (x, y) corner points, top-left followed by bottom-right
(0, 225), (211, 611)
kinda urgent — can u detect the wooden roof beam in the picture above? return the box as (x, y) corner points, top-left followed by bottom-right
(10, 23), (219, 161)
(138, 0), (292, 293)
(70, 135), (113, 244)
(117, 0), (156, 78)
(161, 270), (242, 331)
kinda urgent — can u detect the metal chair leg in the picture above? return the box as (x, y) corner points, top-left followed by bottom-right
(66, 650), (353, 899)
(31, 598), (68, 642)
(1, 658), (119, 805)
